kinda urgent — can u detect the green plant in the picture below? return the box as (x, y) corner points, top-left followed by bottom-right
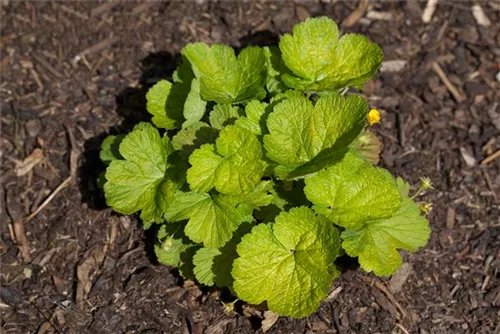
(100, 17), (431, 318)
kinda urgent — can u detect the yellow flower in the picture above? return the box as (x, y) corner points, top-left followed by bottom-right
(367, 109), (381, 125)
(419, 202), (433, 215)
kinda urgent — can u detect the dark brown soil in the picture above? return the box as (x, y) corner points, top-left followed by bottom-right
(1, 1), (499, 334)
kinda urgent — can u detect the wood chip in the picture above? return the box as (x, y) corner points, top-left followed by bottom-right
(295, 5), (310, 21)
(389, 263), (414, 293)
(366, 11), (393, 21)
(459, 147), (477, 167)
(446, 207), (456, 229)
(341, 0), (369, 28)
(422, 0), (438, 23)
(472, 5), (491, 27)
(327, 286), (343, 301)
(261, 310), (279, 333)
(76, 247), (105, 306)
(13, 220), (31, 262)
(380, 60), (407, 73)
(14, 148), (44, 177)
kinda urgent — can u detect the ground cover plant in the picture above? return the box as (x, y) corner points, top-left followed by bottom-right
(99, 16), (431, 318)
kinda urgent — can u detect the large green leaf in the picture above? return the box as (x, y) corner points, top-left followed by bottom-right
(165, 191), (252, 248)
(103, 123), (178, 225)
(182, 43), (266, 104)
(233, 207), (340, 318)
(304, 152), (401, 229)
(263, 94), (368, 179)
(279, 17), (383, 91)
(341, 197), (430, 276)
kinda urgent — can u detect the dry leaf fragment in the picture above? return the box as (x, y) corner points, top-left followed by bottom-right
(14, 148), (44, 177)
(261, 310), (279, 333)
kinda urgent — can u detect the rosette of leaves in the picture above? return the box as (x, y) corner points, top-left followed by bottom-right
(100, 17), (430, 318)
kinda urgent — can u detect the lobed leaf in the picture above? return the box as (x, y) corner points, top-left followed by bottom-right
(187, 125), (266, 194)
(279, 17), (383, 91)
(233, 207), (340, 318)
(182, 43), (266, 104)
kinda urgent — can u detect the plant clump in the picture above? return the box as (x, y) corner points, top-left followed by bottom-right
(99, 17), (431, 318)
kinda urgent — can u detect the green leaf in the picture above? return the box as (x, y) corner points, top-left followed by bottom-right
(304, 152), (401, 229)
(233, 207), (340, 318)
(146, 80), (183, 129)
(187, 125), (266, 194)
(396, 177), (411, 197)
(209, 104), (241, 130)
(263, 46), (289, 95)
(166, 191), (252, 248)
(192, 247), (221, 285)
(103, 123), (177, 225)
(193, 222), (253, 287)
(231, 181), (274, 209)
(155, 223), (194, 267)
(351, 130), (382, 165)
(182, 79), (207, 128)
(264, 94), (368, 178)
(171, 121), (218, 158)
(182, 43), (266, 104)
(279, 17), (383, 91)
(100, 134), (124, 165)
(341, 197), (430, 276)
(234, 100), (268, 135)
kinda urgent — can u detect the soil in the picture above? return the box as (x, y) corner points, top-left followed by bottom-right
(1, 1), (499, 334)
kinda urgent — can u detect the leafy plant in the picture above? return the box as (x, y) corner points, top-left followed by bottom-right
(100, 17), (431, 318)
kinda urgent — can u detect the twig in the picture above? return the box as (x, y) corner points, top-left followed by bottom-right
(481, 149), (500, 166)
(422, 0), (438, 23)
(372, 280), (407, 318)
(395, 322), (410, 334)
(59, 4), (89, 20)
(14, 219), (32, 262)
(432, 62), (465, 103)
(72, 35), (118, 65)
(341, 0), (370, 28)
(90, 0), (120, 17)
(23, 176), (72, 223)
(31, 53), (64, 79)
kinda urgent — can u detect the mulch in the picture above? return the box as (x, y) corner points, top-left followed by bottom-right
(1, 1), (499, 333)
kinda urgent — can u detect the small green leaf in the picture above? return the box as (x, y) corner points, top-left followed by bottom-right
(146, 80), (183, 129)
(233, 207), (340, 318)
(100, 134), (124, 165)
(166, 191), (252, 248)
(341, 197), (430, 276)
(193, 222), (253, 287)
(155, 223), (195, 267)
(304, 152), (401, 229)
(171, 122), (218, 158)
(103, 123), (178, 225)
(234, 100), (268, 135)
(182, 79), (207, 128)
(187, 125), (266, 194)
(263, 46), (289, 95)
(264, 94), (368, 178)
(182, 43), (266, 104)
(279, 17), (383, 91)
(209, 104), (241, 130)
